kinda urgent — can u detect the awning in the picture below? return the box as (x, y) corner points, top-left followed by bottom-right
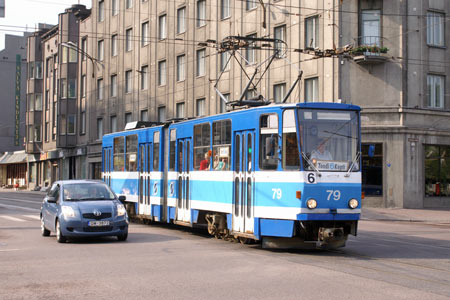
(0, 151), (27, 165)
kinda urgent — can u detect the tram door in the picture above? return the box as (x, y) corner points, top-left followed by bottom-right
(138, 143), (152, 216)
(176, 138), (191, 222)
(233, 131), (255, 234)
(102, 148), (112, 186)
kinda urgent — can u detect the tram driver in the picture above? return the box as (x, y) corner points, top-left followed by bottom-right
(311, 138), (333, 161)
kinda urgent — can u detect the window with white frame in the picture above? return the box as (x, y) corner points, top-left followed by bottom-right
(158, 60), (166, 85)
(81, 75), (86, 97)
(126, 0), (133, 9)
(97, 78), (104, 100)
(274, 83), (286, 103)
(246, 0), (257, 11)
(111, 34), (118, 56)
(305, 16), (319, 48)
(427, 11), (445, 47)
(60, 115), (66, 135)
(305, 77), (319, 102)
(177, 54), (185, 81)
(125, 70), (132, 93)
(158, 106), (166, 122)
(220, 51), (230, 72)
(98, 0), (104, 22)
(361, 10), (381, 46)
(177, 7), (186, 34)
(81, 111), (86, 134)
(196, 98), (206, 116)
(68, 79), (76, 98)
(67, 115), (76, 135)
(176, 102), (185, 118)
(35, 93), (42, 111)
(34, 125), (41, 142)
(221, 0), (230, 19)
(142, 21), (149, 46)
(112, 0), (118, 16)
(197, 0), (206, 27)
(97, 118), (103, 140)
(126, 28), (132, 51)
(61, 79), (67, 98)
(220, 93), (229, 113)
(110, 115), (117, 133)
(81, 38), (87, 61)
(159, 15), (166, 40)
(141, 65), (148, 90)
(125, 112), (132, 124)
(274, 25), (286, 57)
(98, 40), (104, 61)
(196, 49), (206, 76)
(245, 34), (256, 64)
(111, 74), (117, 97)
(140, 110), (148, 122)
(68, 48), (77, 63)
(427, 74), (445, 108)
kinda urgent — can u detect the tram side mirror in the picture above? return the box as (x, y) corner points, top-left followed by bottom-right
(118, 195), (126, 203)
(47, 196), (56, 203)
(368, 144), (375, 158)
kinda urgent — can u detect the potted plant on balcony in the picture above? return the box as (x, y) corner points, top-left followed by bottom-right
(351, 45), (389, 56)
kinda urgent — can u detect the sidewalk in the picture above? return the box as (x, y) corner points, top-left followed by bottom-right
(362, 207), (450, 224)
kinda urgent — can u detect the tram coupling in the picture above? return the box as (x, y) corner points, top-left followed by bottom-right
(317, 227), (346, 249)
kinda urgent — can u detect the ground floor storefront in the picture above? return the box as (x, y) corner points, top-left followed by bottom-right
(362, 128), (450, 208)
(0, 151), (28, 188)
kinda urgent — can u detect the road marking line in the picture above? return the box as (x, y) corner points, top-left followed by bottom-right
(23, 215), (40, 220)
(0, 197), (42, 204)
(0, 203), (40, 212)
(0, 215), (26, 222)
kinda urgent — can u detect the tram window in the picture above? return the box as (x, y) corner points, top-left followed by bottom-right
(260, 114), (279, 170)
(212, 120), (231, 171)
(113, 136), (125, 171)
(169, 130), (176, 171)
(194, 123), (211, 170)
(283, 110), (300, 170)
(153, 131), (160, 171)
(126, 135), (138, 171)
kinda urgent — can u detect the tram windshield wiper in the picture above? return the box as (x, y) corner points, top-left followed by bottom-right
(301, 151), (322, 176)
(345, 151), (361, 177)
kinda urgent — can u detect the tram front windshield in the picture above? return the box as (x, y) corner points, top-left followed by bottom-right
(298, 109), (360, 172)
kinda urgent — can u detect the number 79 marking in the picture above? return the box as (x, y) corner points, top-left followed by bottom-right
(326, 190), (341, 201)
(272, 188), (282, 199)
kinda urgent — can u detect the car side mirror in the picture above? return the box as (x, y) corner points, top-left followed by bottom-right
(118, 195), (126, 203)
(47, 196), (57, 203)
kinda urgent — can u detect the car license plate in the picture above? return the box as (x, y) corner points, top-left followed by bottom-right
(88, 220), (110, 227)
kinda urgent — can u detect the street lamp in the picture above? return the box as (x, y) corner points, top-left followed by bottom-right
(60, 41), (104, 77)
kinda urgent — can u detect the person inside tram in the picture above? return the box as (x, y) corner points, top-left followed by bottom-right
(213, 155), (220, 170)
(199, 152), (210, 170)
(311, 138), (333, 161)
(216, 157), (229, 171)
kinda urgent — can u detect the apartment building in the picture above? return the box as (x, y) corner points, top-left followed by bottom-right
(26, 0), (450, 208)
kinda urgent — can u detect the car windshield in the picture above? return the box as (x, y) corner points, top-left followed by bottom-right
(298, 109), (360, 172)
(63, 183), (116, 201)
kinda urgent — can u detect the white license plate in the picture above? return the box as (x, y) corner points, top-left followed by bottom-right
(88, 220), (110, 227)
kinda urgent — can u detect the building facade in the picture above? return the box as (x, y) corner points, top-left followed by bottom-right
(26, 0), (450, 208)
(0, 34), (29, 187)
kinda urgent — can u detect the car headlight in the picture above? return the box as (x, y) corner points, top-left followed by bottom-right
(348, 199), (359, 209)
(117, 204), (126, 217)
(61, 206), (75, 218)
(306, 199), (317, 209)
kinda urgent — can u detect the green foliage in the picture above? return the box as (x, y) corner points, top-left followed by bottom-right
(351, 45), (389, 54)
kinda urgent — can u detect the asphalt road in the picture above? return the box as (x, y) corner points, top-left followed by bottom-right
(1, 191), (449, 299)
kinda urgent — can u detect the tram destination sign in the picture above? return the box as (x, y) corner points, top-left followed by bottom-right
(315, 161), (348, 171)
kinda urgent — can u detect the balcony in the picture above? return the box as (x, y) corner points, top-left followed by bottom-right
(352, 36), (389, 65)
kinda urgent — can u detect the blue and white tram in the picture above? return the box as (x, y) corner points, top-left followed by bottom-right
(102, 102), (362, 248)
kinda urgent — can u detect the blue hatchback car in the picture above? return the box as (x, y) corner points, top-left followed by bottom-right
(40, 180), (129, 243)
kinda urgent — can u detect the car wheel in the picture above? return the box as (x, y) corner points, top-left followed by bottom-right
(56, 220), (67, 243)
(117, 232), (128, 241)
(41, 215), (50, 237)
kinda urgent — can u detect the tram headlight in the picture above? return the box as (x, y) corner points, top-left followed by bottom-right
(306, 199), (317, 209)
(348, 199), (359, 209)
